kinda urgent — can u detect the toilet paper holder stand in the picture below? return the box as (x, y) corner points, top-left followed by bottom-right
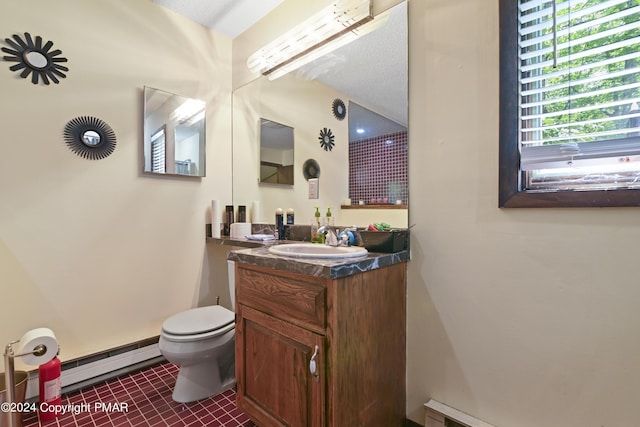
(3, 341), (49, 427)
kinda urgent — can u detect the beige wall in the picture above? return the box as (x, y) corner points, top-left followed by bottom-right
(407, 1), (640, 426)
(0, 0), (233, 371)
(3, 1), (639, 426)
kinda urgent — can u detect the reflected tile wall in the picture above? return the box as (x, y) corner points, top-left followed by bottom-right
(348, 131), (408, 205)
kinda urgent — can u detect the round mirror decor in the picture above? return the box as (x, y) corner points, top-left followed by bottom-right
(332, 98), (346, 120)
(1, 32), (68, 85)
(318, 128), (335, 151)
(63, 116), (116, 160)
(303, 159), (321, 180)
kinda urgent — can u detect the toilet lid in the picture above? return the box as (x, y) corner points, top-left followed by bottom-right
(162, 306), (234, 336)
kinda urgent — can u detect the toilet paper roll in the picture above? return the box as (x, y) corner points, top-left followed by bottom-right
(211, 200), (221, 238)
(15, 328), (58, 366)
(230, 222), (252, 239)
(251, 201), (261, 223)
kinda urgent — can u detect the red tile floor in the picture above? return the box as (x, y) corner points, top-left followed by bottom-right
(22, 362), (255, 427)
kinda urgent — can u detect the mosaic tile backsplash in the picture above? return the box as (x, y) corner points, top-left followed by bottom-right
(349, 131), (408, 205)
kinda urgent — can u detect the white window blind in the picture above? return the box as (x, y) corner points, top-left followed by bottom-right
(151, 129), (166, 174)
(518, 0), (640, 190)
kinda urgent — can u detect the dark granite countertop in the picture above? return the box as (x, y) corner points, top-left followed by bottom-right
(226, 243), (409, 279)
(206, 236), (266, 248)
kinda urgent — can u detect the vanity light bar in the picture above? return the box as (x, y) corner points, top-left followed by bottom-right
(247, 0), (374, 79)
(265, 12), (390, 81)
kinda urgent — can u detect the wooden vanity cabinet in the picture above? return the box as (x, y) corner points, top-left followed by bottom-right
(235, 262), (406, 427)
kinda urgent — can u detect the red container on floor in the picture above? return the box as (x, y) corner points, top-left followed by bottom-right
(38, 356), (62, 421)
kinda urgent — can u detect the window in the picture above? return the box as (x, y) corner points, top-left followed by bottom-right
(500, 0), (640, 207)
(151, 127), (166, 174)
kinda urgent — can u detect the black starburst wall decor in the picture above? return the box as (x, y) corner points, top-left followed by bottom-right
(1, 32), (68, 85)
(332, 98), (346, 120)
(318, 128), (335, 151)
(63, 116), (117, 160)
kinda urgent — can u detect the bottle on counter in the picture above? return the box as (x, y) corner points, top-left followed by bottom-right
(275, 208), (284, 240)
(223, 205), (234, 236)
(325, 207), (334, 226)
(311, 207), (324, 243)
(237, 205), (247, 223)
(286, 208), (295, 225)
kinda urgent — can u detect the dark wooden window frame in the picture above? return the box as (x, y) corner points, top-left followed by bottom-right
(498, 0), (640, 208)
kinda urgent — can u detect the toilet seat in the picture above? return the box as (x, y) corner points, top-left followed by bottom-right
(162, 306), (235, 342)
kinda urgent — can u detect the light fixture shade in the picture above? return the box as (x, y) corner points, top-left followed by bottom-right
(247, 0), (374, 79)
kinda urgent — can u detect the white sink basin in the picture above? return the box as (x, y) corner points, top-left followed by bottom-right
(268, 243), (368, 259)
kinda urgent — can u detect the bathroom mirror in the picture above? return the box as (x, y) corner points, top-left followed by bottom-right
(63, 116), (117, 160)
(1, 32), (69, 85)
(143, 86), (206, 177)
(259, 118), (294, 185)
(232, 1), (407, 226)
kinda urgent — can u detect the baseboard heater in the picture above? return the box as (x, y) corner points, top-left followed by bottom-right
(424, 399), (496, 427)
(25, 337), (164, 400)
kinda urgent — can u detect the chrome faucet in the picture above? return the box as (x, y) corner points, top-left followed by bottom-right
(317, 225), (357, 247)
(317, 225), (340, 246)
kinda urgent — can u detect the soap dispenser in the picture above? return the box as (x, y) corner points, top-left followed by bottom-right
(325, 207), (334, 227)
(311, 207), (323, 243)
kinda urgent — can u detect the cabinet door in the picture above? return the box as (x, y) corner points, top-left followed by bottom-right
(236, 304), (325, 427)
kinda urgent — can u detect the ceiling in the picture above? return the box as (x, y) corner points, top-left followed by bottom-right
(152, 0), (284, 39)
(152, 0), (407, 134)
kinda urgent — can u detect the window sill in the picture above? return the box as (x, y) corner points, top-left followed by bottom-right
(500, 188), (640, 208)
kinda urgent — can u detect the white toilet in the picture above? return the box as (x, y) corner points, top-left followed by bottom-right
(159, 261), (237, 403)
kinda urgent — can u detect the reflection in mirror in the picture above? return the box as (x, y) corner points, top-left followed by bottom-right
(260, 119), (294, 185)
(81, 130), (101, 147)
(232, 1), (407, 227)
(143, 86), (206, 177)
(348, 101), (408, 205)
(150, 126), (166, 173)
(303, 159), (321, 180)
(24, 51), (48, 69)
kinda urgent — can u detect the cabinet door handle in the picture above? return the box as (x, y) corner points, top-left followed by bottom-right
(309, 345), (319, 378)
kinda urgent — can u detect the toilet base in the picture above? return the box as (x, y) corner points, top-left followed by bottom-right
(172, 361), (236, 403)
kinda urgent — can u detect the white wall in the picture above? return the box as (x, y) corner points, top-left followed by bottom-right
(407, 1), (640, 426)
(0, 0), (233, 371)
